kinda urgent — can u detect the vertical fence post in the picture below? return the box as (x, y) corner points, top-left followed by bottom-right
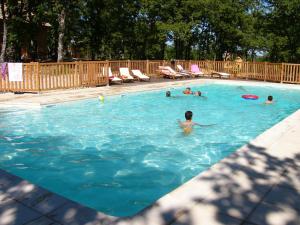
(189, 60), (191, 70)
(128, 60), (131, 70)
(105, 60), (109, 86)
(146, 59), (149, 75)
(36, 62), (41, 93)
(280, 63), (284, 83)
(78, 61), (83, 87)
(264, 62), (267, 81)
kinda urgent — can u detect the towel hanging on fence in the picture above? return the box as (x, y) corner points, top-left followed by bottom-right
(1, 63), (8, 80)
(8, 63), (23, 82)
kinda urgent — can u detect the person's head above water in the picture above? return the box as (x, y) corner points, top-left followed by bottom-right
(166, 91), (171, 97)
(195, 91), (202, 96)
(185, 111), (193, 120)
(268, 95), (273, 101)
(183, 87), (192, 94)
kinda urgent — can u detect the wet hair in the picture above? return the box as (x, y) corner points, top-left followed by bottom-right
(196, 91), (202, 96)
(166, 91), (171, 97)
(185, 111), (193, 120)
(186, 87), (191, 91)
(268, 95), (273, 101)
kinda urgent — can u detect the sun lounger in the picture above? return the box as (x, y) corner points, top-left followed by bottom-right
(131, 69), (150, 81)
(108, 67), (122, 84)
(212, 71), (231, 79)
(119, 68), (135, 82)
(204, 61), (231, 78)
(176, 65), (193, 77)
(158, 66), (184, 79)
(190, 64), (205, 77)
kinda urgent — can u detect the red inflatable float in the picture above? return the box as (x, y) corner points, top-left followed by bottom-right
(242, 94), (259, 100)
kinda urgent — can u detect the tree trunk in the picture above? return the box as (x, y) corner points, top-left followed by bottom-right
(0, 0), (7, 63)
(57, 8), (66, 62)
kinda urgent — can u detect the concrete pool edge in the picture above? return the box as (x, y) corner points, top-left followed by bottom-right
(0, 80), (300, 224)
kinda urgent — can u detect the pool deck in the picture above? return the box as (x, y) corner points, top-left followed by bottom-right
(1, 79), (300, 225)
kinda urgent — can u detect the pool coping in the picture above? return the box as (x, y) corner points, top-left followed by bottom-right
(1, 79), (300, 225)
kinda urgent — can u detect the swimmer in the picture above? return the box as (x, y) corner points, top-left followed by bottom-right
(178, 111), (197, 134)
(265, 95), (273, 104)
(183, 87), (193, 95)
(166, 91), (181, 98)
(178, 111), (216, 134)
(194, 91), (207, 99)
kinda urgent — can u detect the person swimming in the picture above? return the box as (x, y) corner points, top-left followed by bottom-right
(265, 95), (273, 104)
(166, 91), (182, 98)
(178, 111), (197, 134)
(194, 91), (207, 99)
(183, 87), (193, 95)
(178, 111), (216, 134)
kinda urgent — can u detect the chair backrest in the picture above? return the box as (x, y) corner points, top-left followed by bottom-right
(191, 64), (200, 73)
(131, 69), (142, 76)
(108, 67), (113, 77)
(177, 65), (184, 71)
(165, 66), (176, 74)
(120, 67), (130, 76)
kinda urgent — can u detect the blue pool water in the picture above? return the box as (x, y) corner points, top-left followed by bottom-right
(1, 84), (300, 216)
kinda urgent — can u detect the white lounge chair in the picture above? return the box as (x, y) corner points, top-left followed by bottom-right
(212, 71), (231, 79)
(108, 67), (122, 84)
(119, 67), (135, 82)
(131, 69), (150, 81)
(176, 65), (193, 77)
(158, 66), (183, 79)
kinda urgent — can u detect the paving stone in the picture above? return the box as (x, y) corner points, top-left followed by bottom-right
(0, 170), (23, 192)
(278, 168), (300, 192)
(246, 202), (300, 225)
(0, 199), (41, 225)
(18, 187), (68, 215)
(171, 203), (243, 225)
(263, 186), (300, 212)
(48, 201), (116, 225)
(24, 216), (61, 225)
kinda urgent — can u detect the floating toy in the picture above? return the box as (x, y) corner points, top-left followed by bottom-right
(242, 94), (259, 100)
(98, 95), (104, 103)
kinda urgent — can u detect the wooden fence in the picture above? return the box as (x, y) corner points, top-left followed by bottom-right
(1, 60), (300, 92)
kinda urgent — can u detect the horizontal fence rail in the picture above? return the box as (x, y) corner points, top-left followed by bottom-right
(1, 60), (300, 92)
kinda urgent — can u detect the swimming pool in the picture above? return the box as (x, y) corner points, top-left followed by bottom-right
(0, 84), (300, 217)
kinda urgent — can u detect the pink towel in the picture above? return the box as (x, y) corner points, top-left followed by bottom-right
(191, 64), (201, 73)
(1, 63), (8, 80)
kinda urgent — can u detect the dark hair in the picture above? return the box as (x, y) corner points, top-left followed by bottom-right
(186, 87), (191, 90)
(166, 91), (171, 97)
(268, 95), (273, 101)
(197, 91), (202, 96)
(185, 111), (193, 120)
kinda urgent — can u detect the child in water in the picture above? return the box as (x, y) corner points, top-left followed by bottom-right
(183, 87), (193, 95)
(178, 111), (199, 134)
(265, 95), (273, 104)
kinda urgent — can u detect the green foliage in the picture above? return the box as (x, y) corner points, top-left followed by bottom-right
(1, 0), (299, 62)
